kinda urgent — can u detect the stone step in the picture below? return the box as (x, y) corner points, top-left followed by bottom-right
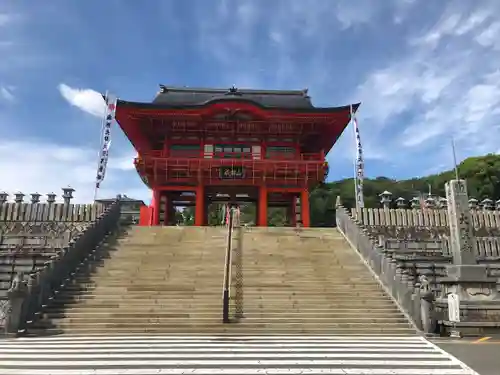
(62, 284), (385, 291)
(42, 310), (405, 318)
(53, 290), (390, 298)
(44, 306), (402, 313)
(32, 321), (414, 329)
(49, 297), (394, 304)
(27, 327), (417, 336)
(41, 317), (410, 326)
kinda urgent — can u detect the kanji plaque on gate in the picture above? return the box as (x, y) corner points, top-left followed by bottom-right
(220, 166), (245, 179)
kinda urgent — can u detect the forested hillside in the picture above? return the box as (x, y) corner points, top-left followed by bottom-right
(179, 153), (500, 227)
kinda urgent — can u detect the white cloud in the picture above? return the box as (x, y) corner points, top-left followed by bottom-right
(475, 21), (500, 49)
(58, 83), (105, 117)
(110, 154), (137, 171)
(0, 13), (10, 26)
(0, 139), (149, 203)
(353, 0), (500, 163)
(0, 86), (14, 102)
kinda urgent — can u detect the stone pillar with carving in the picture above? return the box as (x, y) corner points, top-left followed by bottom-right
(5, 273), (28, 335)
(440, 180), (498, 330)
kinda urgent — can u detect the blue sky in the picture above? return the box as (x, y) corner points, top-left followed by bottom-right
(1, 0), (499, 203)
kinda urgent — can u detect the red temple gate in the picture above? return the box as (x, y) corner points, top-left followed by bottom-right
(115, 85), (359, 227)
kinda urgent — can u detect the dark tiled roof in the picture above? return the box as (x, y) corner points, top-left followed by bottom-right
(96, 196), (145, 205)
(152, 85), (314, 109)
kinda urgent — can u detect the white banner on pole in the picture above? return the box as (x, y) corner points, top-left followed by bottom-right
(94, 93), (117, 197)
(351, 105), (364, 211)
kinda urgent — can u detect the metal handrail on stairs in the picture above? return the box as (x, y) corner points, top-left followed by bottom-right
(222, 208), (234, 323)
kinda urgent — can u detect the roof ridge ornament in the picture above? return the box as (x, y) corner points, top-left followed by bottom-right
(226, 85), (241, 96)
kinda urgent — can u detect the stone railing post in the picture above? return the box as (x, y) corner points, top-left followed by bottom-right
(419, 275), (436, 334)
(4, 273), (28, 335)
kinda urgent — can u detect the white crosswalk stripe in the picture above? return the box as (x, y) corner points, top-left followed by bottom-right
(0, 336), (479, 375)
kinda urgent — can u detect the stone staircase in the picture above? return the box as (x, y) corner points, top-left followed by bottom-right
(236, 227), (415, 335)
(30, 226), (415, 335)
(31, 227), (229, 335)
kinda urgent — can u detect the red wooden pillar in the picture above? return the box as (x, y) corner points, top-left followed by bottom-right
(258, 185), (267, 227)
(152, 189), (161, 226)
(195, 185), (205, 226)
(301, 189), (310, 228)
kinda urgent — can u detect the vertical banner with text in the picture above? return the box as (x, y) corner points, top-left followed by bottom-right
(351, 105), (365, 211)
(94, 93), (117, 198)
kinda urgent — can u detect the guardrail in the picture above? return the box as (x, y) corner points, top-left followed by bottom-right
(222, 208), (234, 323)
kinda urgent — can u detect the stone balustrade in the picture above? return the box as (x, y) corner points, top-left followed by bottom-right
(377, 190), (500, 211)
(346, 183), (500, 336)
(0, 199), (122, 335)
(0, 187), (107, 240)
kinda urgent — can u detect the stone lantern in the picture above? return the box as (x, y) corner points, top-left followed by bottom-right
(62, 186), (75, 205)
(395, 197), (406, 209)
(379, 191), (392, 209)
(14, 192), (25, 204)
(30, 192), (41, 204)
(437, 197), (448, 209)
(0, 192), (8, 204)
(410, 197), (420, 209)
(496, 199), (500, 211)
(425, 196), (436, 209)
(46, 193), (56, 205)
(481, 198), (494, 210)
(468, 198), (478, 210)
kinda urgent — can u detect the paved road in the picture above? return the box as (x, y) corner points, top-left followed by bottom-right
(433, 336), (500, 375)
(0, 335), (478, 374)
